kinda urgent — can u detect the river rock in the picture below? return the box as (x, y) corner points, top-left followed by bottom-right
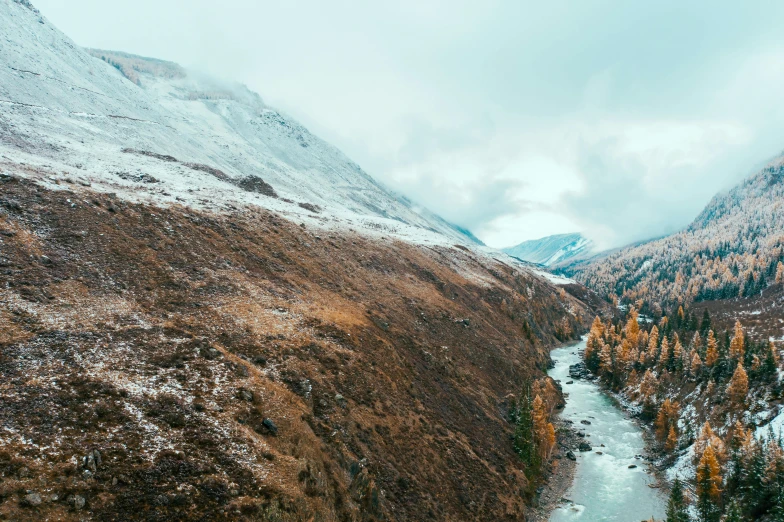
(580, 420), (591, 425)
(578, 442), (592, 452)
(628, 464), (638, 469)
(566, 451), (577, 461)
(566, 380), (574, 384)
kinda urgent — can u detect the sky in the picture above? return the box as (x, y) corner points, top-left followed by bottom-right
(34, 0), (784, 249)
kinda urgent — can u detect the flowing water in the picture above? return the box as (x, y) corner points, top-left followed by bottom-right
(549, 340), (667, 522)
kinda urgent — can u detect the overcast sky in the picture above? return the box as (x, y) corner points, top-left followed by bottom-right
(35, 0), (784, 249)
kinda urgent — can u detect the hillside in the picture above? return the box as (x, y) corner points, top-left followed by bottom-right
(0, 0), (473, 245)
(503, 233), (593, 267)
(561, 155), (784, 340)
(0, 1), (599, 520)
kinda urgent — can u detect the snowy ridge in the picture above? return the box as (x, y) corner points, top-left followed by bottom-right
(503, 233), (593, 267)
(0, 0), (475, 246)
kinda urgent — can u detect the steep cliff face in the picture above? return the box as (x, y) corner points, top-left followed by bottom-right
(0, 175), (590, 521)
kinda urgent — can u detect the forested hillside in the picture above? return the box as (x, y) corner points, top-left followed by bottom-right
(562, 157), (784, 318)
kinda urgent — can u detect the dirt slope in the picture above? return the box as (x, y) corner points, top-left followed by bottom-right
(0, 174), (590, 521)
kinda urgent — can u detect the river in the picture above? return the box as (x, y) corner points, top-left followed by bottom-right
(548, 340), (667, 521)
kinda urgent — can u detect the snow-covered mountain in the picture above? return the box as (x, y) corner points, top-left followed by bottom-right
(564, 154), (784, 314)
(503, 233), (593, 266)
(0, 0), (476, 245)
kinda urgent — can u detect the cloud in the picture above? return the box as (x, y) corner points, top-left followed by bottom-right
(33, 0), (784, 250)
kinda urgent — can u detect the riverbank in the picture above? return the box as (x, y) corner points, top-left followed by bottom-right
(546, 342), (667, 521)
(531, 418), (579, 521)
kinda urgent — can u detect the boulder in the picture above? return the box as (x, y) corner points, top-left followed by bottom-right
(566, 451), (577, 461)
(22, 493), (42, 507)
(262, 418), (278, 435)
(578, 442), (592, 452)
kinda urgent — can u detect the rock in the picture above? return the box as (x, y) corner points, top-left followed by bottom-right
(262, 418), (278, 435)
(580, 420), (591, 425)
(23, 492), (42, 507)
(68, 494), (86, 510)
(112, 477), (118, 486)
(595, 451), (603, 455)
(576, 431), (585, 438)
(84, 453), (96, 472)
(18, 466), (29, 479)
(628, 464), (638, 469)
(238, 389), (254, 402)
(578, 442), (592, 452)
(83, 450), (101, 471)
(566, 380), (574, 384)
(566, 451), (577, 461)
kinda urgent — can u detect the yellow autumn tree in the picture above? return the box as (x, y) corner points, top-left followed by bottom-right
(648, 326), (659, 364)
(690, 350), (702, 376)
(729, 320), (745, 361)
(696, 444), (722, 501)
(654, 398), (680, 442)
(665, 425), (678, 452)
(625, 308), (640, 347)
(705, 330), (719, 367)
(532, 395), (555, 461)
(727, 362), (749, 406)
(693, 422), (726, 466)
(777, 261), (784, 284)
(658, 337), (670, 368)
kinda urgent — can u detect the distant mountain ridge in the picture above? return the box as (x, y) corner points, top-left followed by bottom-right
(563, 153), (784, 320)
(503, 232), (593, 266)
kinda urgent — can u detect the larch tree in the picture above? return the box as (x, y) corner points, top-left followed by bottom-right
(696, 444), (722, 522)
(727, 362), (749, 406)
(776, 261), (784, 284)
(625, 308), (640, 347)
(532, 395), (555, 461)
(690, 349), (702, 377)
(705, 330), (719, 367)
(729, 320), (745, 361)
(665, 425), (679, 453)
(658, 336), (670, 369)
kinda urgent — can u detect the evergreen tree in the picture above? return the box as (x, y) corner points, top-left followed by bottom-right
(700, 309), (712, 334)
(513, 383), (540, 478)
(723, 499), (743, 522)
(666, 478), (690, 522)
(763, 341), (779, 382)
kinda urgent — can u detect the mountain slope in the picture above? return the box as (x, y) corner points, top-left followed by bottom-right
(503, 233), (593, 266)
(562, 154), (784, 338)
(0, 0), (473, 245)
(0, 1), (599, 520)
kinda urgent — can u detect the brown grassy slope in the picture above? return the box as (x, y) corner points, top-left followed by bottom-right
(0, 175), (590, 521)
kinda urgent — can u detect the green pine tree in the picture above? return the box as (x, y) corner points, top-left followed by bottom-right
(723, 499), (743, 522)
(513, 383), (540, 479)
(666, 478), (691, 522)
